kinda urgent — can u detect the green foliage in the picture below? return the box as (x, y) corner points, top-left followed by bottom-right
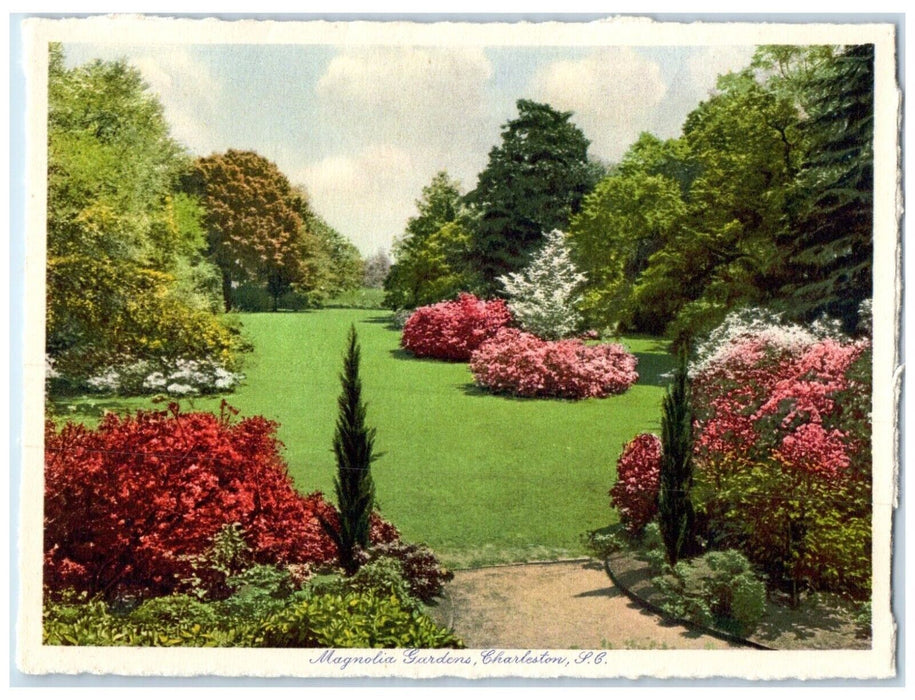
(257, 590), (463, 648)
(658, 351), (697, 565)
(569, 143), (687, 334)
(466, 100), (596, 291)
(580, 524), (630, 559)
(322, 325), (378, 574)
(43, 584), (461, 649)
(652, 549), (767, 636)
(384, 172), (477, 309)
(564, 46), (872, 341)
(46, 45), (237, 386)
(778, 44), (874, 333)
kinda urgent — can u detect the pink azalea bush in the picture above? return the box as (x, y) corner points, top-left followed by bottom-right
(401, 293), (512, 361)
(690, 313), (872, 598)
(609, 433), (662, 534)
(469, 327), (639, 399)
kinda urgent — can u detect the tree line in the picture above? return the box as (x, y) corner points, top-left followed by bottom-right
(384, 45), (874, 341)
(46, 44), (366, 386)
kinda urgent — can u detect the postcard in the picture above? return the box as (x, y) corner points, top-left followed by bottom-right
(15, 14), (900, 681)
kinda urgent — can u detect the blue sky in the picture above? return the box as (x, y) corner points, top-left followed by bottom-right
(62, 41), (756, 255)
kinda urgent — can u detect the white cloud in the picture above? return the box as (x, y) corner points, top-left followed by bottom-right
(299, 144), (430, 255)
(316, 46), (494, 155)
(529, 48), (668, 162)
(129, 48), (223, 154)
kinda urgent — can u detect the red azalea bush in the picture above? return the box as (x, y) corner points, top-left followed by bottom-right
(610, 433), (662, 534)
(691, 322), (872, 598)
(44, 403), (398, 598)
(401, 293), (512, 361)
(469, 327), (639, 399)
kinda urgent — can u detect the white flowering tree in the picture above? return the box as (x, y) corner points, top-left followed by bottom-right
(498, 229), (587, 340)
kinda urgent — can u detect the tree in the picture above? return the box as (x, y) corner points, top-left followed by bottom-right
(630, 68), (804, 342)
(46, 45), (234, 383)
(190, 150), (313, 311)
(383, 171), (474, 309)
(321, 325), (378, 575)
(568, 157), (686, 334)
(465, 100), (595, 291)
(658, 351), (698, 566)
(779, 44), (874, 333)
(498, 229), (586, 340)
(295, 198), (365, 300)
(363, 249), (392, 289)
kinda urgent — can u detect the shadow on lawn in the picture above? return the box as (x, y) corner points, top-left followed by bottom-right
(632, 350), (677, 388)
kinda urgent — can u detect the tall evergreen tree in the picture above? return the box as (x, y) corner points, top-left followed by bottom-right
(780, 44), (875, 333)
(322, 325), (378, 575)
(658, 350), (697, 566)
(465, 99), (594, 292)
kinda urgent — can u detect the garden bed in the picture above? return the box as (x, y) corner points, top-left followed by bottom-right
(606, 549), (870, 650)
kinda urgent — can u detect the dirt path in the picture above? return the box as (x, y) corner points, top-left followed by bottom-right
(427, 560), (738, 650)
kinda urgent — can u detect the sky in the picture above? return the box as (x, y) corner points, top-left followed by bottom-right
(62, 41), (756, 256)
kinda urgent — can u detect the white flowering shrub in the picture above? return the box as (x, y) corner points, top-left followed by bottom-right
(83, 357), (243, 396)
(691, 307), (848, 377)
(497, 229), (587, 341)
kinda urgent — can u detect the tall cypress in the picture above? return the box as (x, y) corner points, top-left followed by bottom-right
(322, 324), (377, 575)
(658, 349), (697, 566)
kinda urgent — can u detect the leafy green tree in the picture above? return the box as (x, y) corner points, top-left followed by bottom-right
(46, 45), (235, 381)
(296, 199), (365, 300)
(569, 159), (686, 334)
(383, 171), (475, 309)
(658, 351), (698, 566)
(321, 325), (378, 575)
(634, 69), (804, 341)
(778, 44), (874, 333)
(465, 100), (595, 292)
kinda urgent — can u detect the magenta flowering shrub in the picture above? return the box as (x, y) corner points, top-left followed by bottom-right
(469, 328), (639, 399)
(610, 434), (662, 534)
(401, 293), (512, 361)
(693, 335), (870, 480)
(691, 325), (872, 598)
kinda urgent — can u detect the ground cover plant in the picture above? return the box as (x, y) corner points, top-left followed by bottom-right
(51, 309), (674, 567)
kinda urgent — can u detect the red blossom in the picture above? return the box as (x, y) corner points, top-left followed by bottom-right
(44, 405), (398, 597)
(610, 434), (662, 533)
(401, 293), (512, 361)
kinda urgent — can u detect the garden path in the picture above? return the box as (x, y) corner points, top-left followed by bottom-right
(428, 560), (737, 650)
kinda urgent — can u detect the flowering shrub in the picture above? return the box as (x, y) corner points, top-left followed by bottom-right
(498, 229), (587, 340)
(691, 315), (872, 598)
(469, 328), (639, 399)
(610, 434), (662, 534)
(44, 403), (397, 598)
(82, 357), (243, 396)
(401, 293), (512, 361)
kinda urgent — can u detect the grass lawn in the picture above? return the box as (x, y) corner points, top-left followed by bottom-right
(51, 309), (674, 568)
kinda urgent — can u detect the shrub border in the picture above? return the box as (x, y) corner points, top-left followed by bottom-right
(603, 553), (773, 650)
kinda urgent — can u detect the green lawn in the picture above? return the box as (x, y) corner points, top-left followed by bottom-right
(51, 309), (674, 568)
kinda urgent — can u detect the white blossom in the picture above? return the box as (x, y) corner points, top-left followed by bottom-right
(498, 229), (587, 340)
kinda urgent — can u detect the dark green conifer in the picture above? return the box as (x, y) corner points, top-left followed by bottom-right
(322, 324), (377, 575)
(658, 349), (697, 566)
